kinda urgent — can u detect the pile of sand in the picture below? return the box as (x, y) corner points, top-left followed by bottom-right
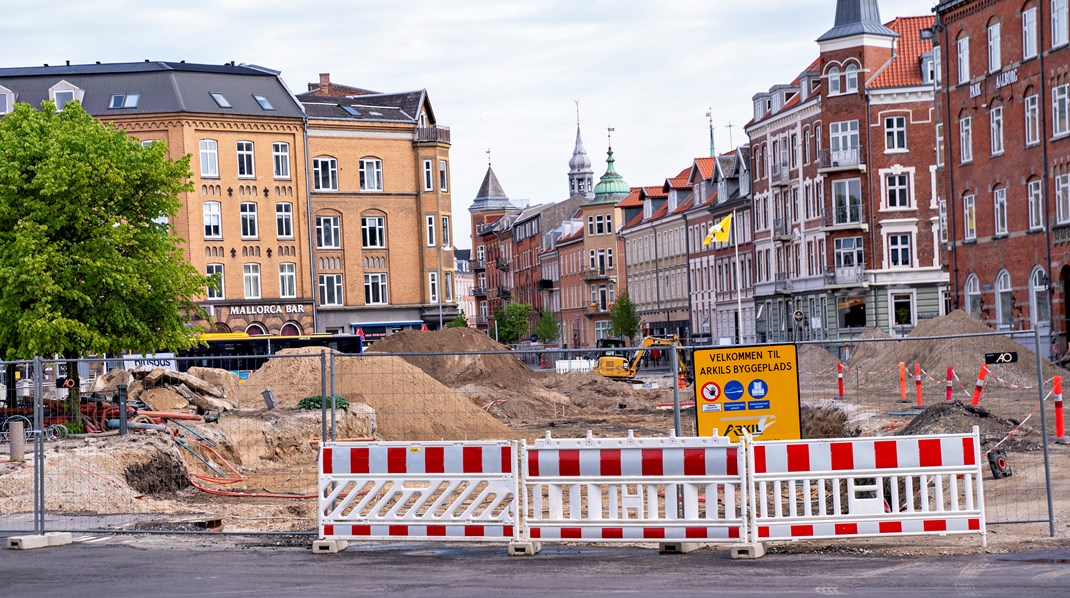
(897, 400), (1038, 451)
(368, 328), (538, 388)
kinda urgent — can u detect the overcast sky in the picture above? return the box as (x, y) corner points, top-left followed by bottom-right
(2, 0), (934, 249)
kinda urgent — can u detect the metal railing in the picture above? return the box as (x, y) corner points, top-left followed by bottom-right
(822, 202), (866, 227)
(823, 263), (867, 285)
(819, 146), (863, 169)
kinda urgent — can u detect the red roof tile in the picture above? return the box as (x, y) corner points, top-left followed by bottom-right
(868, 16), (935, 89)
(664, 167), (691, 191)
(642, 185), (668, 199)
(616, 187), (643, 208)
(693, 157), (716, 181)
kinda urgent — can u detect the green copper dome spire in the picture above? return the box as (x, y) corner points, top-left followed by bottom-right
(592, 131), (629, 202)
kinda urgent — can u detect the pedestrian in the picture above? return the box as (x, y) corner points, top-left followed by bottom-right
(651, 349), (661, 367)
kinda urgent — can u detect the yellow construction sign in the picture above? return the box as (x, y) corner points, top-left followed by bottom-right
(694, 344), (801, 442)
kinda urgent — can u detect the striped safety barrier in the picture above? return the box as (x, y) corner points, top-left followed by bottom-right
(318, 441), (519, 542)
(747, 427), (985, 546)
(522, 432), (747, 543)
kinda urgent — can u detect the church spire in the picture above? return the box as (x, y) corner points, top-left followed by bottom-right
(817, 0), (898, 42)
(568, 100), (594, 199)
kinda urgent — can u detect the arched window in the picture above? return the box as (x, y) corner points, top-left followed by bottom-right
(246, 323), (266, 336)
(995, 270), (1013, 329)
(280, 322), (302, 336)
(828, 66), (841, 95)
(965, 274), (981, 315)
(844, 63), (859, 92)
(1031, 267), (1050, 324)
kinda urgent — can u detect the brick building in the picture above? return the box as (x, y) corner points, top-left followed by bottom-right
(468, 165), (516, 331)
(933, 0), (1070, 354)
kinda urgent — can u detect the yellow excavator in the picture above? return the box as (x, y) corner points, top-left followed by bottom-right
(592, 336), (692, 384)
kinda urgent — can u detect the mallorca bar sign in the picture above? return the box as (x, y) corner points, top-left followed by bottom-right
(230, 304), (307, 316)
(995, 69), (1018, 89)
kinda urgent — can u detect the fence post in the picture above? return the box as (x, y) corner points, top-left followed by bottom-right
(9, 420), (24, 461)
(33, 356), (44, 534)
(1032, 325), (1055, 537)
(670, 345), (681, 437)
(320, 352), (327, 446)
(330, 349), (337, 443)
(117, 383), (128, 436)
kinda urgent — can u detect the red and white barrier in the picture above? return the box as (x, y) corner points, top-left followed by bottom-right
(522, 432), (746, 543)
(971, 364), (989, 406)
(837, 363), (845, 400)
(318, 441), (519, 542)
(945, 367), (954, 402)
(747, 428), (986, 546)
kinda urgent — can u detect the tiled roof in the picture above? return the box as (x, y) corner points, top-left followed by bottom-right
(694, 157), (716, 180)
(664, 167), (691, 191)
(641, 185), (668, 199)
(616, 187), (643, 208)
(868, 16), (935, 89)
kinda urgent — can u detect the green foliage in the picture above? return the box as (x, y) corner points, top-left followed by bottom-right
(533, 310), (560, 343)
(609, 291), (641, 342)
(62, 418), (86, 436)
(493, 302), (534, 345)
(0, 101), (210, 359)
(446, 310), (469, 328)
(296, 395), (350, 410)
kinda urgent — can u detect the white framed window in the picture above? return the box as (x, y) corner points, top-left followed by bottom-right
(108, 93), (140, 109)
(426, 215), (436, 246)
(445, 271), (454, 302)
(272, 142), (290, 179)
(423, 160), (433, 191)
(994, 188), (1008, 236)
(891, 291), (915, 327)
(236, 141), (255, 178)
(441, 216), (451, 248)
(50, 82), (79, 110)
(959, 116), (973, 163)
(203, 201), (221, 239)
(319, 274), (343, 306)
(243, 263), (261, 299)
(844, 64), (858, 92)
(829, 120), (860, 164)
(0, 85), (12, 115)
(253, 95), (274, 110)
(1029, 179), (1044, 230)
(1032, 267), (1051, 323)
(828, 66), (841, 95)
(888, 233), (912, 268)
(206, 264), (224, 300)
(966, 274), (982, 315)
(832, 178), (863, 224)
(938, 198), (948, 243)
(1057, 173), (1070, 224)
(964, 194), (977, 240)
(240, 202), (258, 239)
(362, 216), (385, 248)
(275, 202), (293, 239)
(996, 270), (1013, 329)
(834, 236), (864, 267)
(1024, 7), (1039, 59)
(990, 106), (1004, 155)
(987, 22), (1001, 72)
(439, 159), (448, 191)
(936, 123), (944, 166)
(210, 92), (232, 108)
(1055, 0), (1069, 47)
(957, 36), (970, 84)
(279, 263), (296, 298)
(1026, 94), (1041, 145)
(1054, 84), (1070, 136)
(199, 139), (219, 177)
(885, 116), (906, 150)
(886, 173), (911, 208)
(313, 157), (338, 191)
(359, 158), (383, 191)
(364, 273), (388, 305)
(316, 215), (341, 248)
(429, 272), (439, 304)
(934, 45), (942, 86)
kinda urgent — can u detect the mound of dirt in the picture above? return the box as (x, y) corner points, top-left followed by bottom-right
(801, 404), (860, 438)
(845, 327), (894, 371)
(799, 344), (843, 383)
(897, 399), (1039, 451)
(368, 328), (538, 388)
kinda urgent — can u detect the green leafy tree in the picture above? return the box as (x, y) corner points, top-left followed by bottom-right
(609, 291), (641, 342)
(533, 310), (560, 344)
(493, 302), (534, 345)
(446, 310), (469, 328)
(0, 101), (210, 362)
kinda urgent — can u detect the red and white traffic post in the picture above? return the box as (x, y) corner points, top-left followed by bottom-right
(836, 363), (845, 400)
(971, 364), (989, 407)
(945, 367), (954, 402)
(1055, 376), (1067, 445)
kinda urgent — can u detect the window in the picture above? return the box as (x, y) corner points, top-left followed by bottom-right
(828, 66), (841, 94)
(203, 201), (221, 239)
(426, 215), (436, 246)
(313, 157), (338, 191)
(966, 274), (982, 315)
(994, 188), (1008, 236)
(445, 271), (454, 302)
(1024, 7), (1038, 59)
(279, 263), (296, 298)
(1029, 179), (1044, 230)
(1057, 173), (1070, 224)
(834, 237), (864, 267)
(885, 116), (906, 150)
(959, 116), (973, 163)
(886, 174), (910, 208)
(0, 88), (10, 115)
(108, 93), (140, 109)
(441, 216), (450, 248)
(272, 142), (290, 179)
(275, 202), (293, 239)
(934, 45), (942, 86)
(957, 36), (970, 84)
(199, 139), (219, 177)
(316, 216), (340, 248)
(206, 264), (224, 300)
(1032, 267), (1051, 323)
(240, 203), (258, 239)
(236, 141), (255, 178)
(364, 273), (387, 305)
(53, 90), (75, 110)
(990, 106), (1004, 155)
(844, 64), (858, 92)
(210, 92), (232, 108)
(996, 270), (1013, 329)
(936, 123), (944, 166)
(832, 179), (862, 224)
(362, 216), (385, 248)
(939, 198), (948, 243)
(423, 160), (433, 191)
(1056, 0), (1069, 47)
(319, 274), (343, 306)
(439, 160), (448, 191)
(1054, 84), (1070, 136)
(964, 194), (977, 240)
(892, 293), (914, 327)
(253, 95), (274, 110)
(988, 22), (1001, 72)
(888, 234), (911, 267)
(243, 264), (261, 299)
(429, 272), (439, 304)
(1026, 94), (1041, 145)
(829, 120), (859, 164)
(359, 158), (383, 191)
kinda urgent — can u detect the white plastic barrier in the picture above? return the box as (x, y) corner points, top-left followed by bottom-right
(319, 441), (519, 542)
(521, 432), (747, 543)
(555, 359), (597, 374)
(748, 427), (985, 546)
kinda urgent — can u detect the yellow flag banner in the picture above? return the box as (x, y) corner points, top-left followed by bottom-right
(703, 213), (732, 246)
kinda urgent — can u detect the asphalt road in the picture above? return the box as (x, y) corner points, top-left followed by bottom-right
(1, 536), (1068, 597)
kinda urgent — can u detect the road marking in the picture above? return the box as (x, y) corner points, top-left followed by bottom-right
(814, 587), (844, 595)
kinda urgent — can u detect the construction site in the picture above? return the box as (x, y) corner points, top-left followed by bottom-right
(0, 310), (1067, 552)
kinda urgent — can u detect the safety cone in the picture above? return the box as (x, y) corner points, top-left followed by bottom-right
(421, 324), (429, 332)
(677, 374), (687, 390)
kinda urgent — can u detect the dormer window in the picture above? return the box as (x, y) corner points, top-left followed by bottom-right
(643, 201), (652, 219)
(49, 81), (84, 110)
(921, 54), (935, 85)
(109, 93), (140, 109)
(0, 85), (13, 114)
(210, 92), (232, 108)
(668, 192), (678, 212)
(253, 95), (273, 110)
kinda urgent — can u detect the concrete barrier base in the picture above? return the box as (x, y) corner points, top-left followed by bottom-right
(508, 541), (541, 556)
(659, 542), (705, 554)
(730, 543), (766, 559)
(312, 539), (349, 554)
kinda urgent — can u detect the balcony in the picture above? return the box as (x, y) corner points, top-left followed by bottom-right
(495, 258), (511, 272)
(585, 303), (609, 315)
(476, 317), (489, 326)
(770, 161), (792, 188)
(471, 287), (487, 298)
(823, 263), (867, 286)
(497, 285), (511, 299)
(415, 126), (451, 145)
(772, 217), (793, 242)
(774, 272), (793, 294)
(538, 278), (556, 290)
(472, 259), (486, 271)
(821, 203), (868, 231)
(818, 146), (865, 173)
(580, 267), (615, 282)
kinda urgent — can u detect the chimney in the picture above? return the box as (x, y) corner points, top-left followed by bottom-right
(319, 73), (331, 90)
